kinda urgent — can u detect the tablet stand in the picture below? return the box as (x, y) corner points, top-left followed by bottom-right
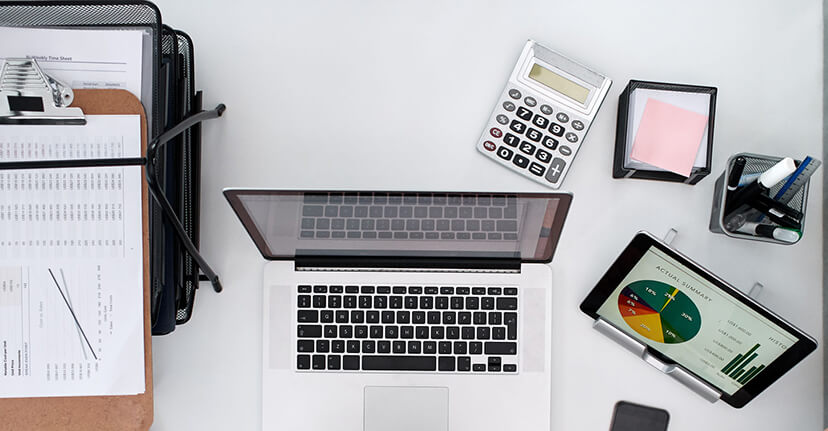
(591, 228), (723, 403)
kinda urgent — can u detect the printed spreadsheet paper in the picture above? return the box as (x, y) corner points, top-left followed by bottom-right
(0, 115), (145, 397)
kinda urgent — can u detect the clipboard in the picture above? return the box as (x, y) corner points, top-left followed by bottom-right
(0, 89), (153, 430)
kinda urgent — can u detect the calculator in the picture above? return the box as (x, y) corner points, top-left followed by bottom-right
(477, 40), (611, 188)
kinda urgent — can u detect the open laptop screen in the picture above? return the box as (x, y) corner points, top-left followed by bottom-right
(224, 190), (572, 263)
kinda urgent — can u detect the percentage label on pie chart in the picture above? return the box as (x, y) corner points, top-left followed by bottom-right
(617, 280), (702, 343)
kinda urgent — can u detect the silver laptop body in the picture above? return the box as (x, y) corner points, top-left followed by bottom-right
(225, 190), (572, 431)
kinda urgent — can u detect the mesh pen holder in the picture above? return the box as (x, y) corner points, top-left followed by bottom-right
(709, 153), (809, 245)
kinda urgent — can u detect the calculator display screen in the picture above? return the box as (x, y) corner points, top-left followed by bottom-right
(528, 63), (589, 104)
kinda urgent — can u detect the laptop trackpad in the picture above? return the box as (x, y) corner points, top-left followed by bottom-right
(364, 386), (449, 431)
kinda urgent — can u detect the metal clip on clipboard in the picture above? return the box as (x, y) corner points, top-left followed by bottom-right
(0, 57), (226, 293)
(0, 58), (85, 124)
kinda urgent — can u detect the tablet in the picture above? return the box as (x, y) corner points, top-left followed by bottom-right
(579, 232), (817, 408)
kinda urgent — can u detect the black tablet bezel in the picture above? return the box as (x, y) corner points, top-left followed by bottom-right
(579, 231), (817, 408)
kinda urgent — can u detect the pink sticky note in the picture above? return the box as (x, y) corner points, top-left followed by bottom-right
(630, 98), (709, 177)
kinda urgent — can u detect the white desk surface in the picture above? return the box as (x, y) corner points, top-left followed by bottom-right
(149, 1), (823, 429)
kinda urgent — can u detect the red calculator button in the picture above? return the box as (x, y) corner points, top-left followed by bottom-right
(483, 141), (496, 151)
(490, 128), (503, 138)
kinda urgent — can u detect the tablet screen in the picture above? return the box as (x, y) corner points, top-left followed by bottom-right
(595, 245), (798, 395)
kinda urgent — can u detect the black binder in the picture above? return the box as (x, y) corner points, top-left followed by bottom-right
(0, 0), (222, 335)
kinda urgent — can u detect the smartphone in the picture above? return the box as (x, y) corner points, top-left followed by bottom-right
(609, 401), (670, 431)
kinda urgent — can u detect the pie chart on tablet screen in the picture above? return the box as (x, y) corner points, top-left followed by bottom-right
(617, 280), (702, 344)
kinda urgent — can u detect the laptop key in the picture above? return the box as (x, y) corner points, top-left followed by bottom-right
(485, 342), (517, 355)
(344, 296), (357, 309)
(378, 341), (391, 353)
(493, 327), (506, 340)
(362, 356), (436, 371)
(332, 340), (345, 353)
(473, 364), (486, 372)
(424, 341), (437, 354)
(320, 310), (334, 323)
(505, 313), (517, 340)
(438, 357), (456, 372)
(298, 285), (312, 293)
(345, 285), (359, 293)
(297, 355), (311, 370)
(408, 341), (421, 354)
(381, 311), (395, 324)
(297, 325), (322, 338)
(327, 355), (341, 370)
(343, 355), (360, 370)
(297, 310), (318, 323)
(312, 355), (325, 370)
(347, 340), (360, 353)
(297, 295), (311, 308)
(390, 296), (403, 309)
(363, 341), (376, 354)
(351, 311), (365, 324)
(297, 340), (313, 353)
(503, 364), (517, 372)
(439, 341), (451, 354)
(316, 340), (329, 353)
(473, 312), (486, 324)
(458, 356), (471, 372)
(385, 326), (399, 339)
(335, 311), (349, 323)
(328, 295), (341, 308)
(496, 297), (518, 310)
(370, 326), (383, 338)
(355, 325), (368, 338)
(427, 311), (441, 324)
(324, 325), (337, 338)
(366, 311), (379, 323)
(393, 341), (406, 354)
(313, 295), (326, 308)
(470, 342), (483, 355)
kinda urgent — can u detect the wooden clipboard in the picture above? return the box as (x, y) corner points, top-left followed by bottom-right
(0, 89), (153, 431)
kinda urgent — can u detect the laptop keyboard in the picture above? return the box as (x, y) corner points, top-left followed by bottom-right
(300, 192), (520, 241)
(296, 284), (519, 373)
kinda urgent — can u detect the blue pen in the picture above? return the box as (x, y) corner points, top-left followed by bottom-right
(773, 157), (811, 200)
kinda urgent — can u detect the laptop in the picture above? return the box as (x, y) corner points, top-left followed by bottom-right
(224, 189), (572, 430)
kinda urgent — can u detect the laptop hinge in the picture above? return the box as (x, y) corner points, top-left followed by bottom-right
(294, 256), (521, 273)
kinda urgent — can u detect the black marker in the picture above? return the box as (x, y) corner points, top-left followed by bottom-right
(727, 156), (746, 191)
(736, 222), (800, 243)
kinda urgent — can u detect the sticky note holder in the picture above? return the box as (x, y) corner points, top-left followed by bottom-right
(613, 80), (717, 184)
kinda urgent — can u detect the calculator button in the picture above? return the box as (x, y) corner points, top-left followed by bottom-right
(513, 155), (529, 168)
(482, 141), (496, 151)
(509, 120), (526, 134)
(532, 115), (549, 129)
(497, 147), (514, 160)
(502, 101), (516, 112)
(571, 120), (584, 131)
(536, 149), (551, 163)
(524, 96), (537, 107)
(525, 128), (542, 142)
(528, 163), (546, 176)
(558, 146), (572, 156)
(515, 107), (532, 121)
(508, 89), (522, 99)
(565, 132), (578, 143)
(541, 136), (558, 150)
(555, 112), (569, 123)
(549, 123), (564, 137)
(490, 128), (503, 138)
(519, 142), (536, 156)
(503, 133), (520, 147)
(545, 158), (566, 184)
(540, 104), (553, 115)
(496, 114), (509, 125)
